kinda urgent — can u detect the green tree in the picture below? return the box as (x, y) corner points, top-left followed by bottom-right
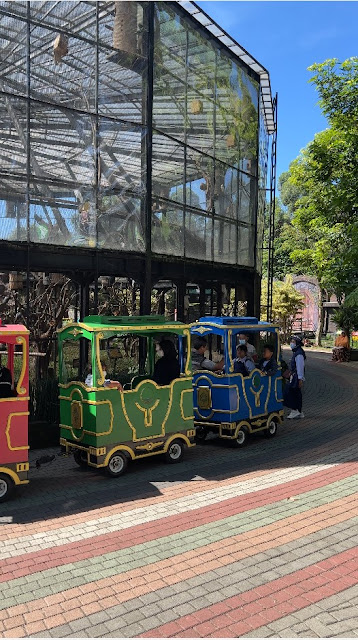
(331, 304), (358, 338)
(261, 276), (304, 343)
(277, 58), (358, 343)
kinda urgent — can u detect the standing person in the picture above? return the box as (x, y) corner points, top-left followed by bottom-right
(238, 333), (257, 362)
(153, 339), (180, 386)
(284, 335), (306, 419)
(332, 331), (350, 363)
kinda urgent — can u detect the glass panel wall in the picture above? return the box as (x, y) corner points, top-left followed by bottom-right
(152, 1), (260, 268)
(0, 0), (269, 271)
(256, 91), (270, 274)
(0, 0), (147, 249)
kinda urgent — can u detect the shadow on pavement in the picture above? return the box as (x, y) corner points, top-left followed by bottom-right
(2, 350), (357, 525)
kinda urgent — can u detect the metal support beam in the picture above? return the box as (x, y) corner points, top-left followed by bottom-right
(79, 279), (89, 380)
(176, 280), (185, 322)
(266, 93), (278, 321)
(199, 285), (206, 318)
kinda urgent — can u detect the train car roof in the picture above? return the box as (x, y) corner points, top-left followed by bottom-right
(191, 317), (280, 333)
(58, 315), (191, 337)
(0, 322), (29, 335)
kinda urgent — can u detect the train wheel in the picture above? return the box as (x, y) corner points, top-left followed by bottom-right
(165, 439), (184, 464)
(0, 473), (15, 503)
(106, 451), (128, 477)
(73, 450), (87, 467)
(195, 426), (208, 442)
(264, 420), (278, 438)
(234, 426), (248, 448)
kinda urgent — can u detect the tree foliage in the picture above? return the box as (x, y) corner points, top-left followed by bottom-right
(273, 58), (358, 343)
(261, 276), (304, 342)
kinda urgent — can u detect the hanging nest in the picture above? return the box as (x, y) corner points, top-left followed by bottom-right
(226, 134), (236, 148)
(53, 33), (68, 64)
(190, 99), (203, 115)
(9, 272), (23, 291)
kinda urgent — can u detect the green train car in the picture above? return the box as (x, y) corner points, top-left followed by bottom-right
(58, 316), (195, 476)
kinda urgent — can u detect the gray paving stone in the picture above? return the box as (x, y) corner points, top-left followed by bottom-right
(87, 623), (111, 638)
(172, 602), (197, 617)
(121, 609), (146, 626)
(157, 609), (178, 624)
(88, 611), (111, 625)
(69, 617), (93, 633)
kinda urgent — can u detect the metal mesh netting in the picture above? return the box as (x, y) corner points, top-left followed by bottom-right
(0, 1), (146, 249)
(0, 0), (268, 269)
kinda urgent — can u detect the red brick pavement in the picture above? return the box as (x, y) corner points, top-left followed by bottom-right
(0, 351), (357, 639)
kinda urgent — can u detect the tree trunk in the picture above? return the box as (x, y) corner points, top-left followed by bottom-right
(315, 286), (324, 347)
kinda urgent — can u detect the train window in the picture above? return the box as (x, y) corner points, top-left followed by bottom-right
(97, 334), (142, 387)
(60, 338), (92, 384)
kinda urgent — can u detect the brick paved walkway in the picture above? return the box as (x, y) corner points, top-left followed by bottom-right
(1, 351), (357, 638)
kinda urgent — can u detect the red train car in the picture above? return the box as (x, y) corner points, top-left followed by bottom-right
(0, 319), (29, 501)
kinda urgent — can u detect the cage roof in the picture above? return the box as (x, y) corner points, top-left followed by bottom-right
(178, 1), (275, 133)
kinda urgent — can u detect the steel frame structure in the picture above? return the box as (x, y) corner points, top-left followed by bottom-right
(0, 0), (276, 323)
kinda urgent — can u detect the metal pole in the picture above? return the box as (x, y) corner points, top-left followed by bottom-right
(79, 279), (89, 379)
(141, 1), (154, 316)
(266, 93), (278, 321)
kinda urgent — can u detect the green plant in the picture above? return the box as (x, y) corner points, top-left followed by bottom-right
(331, 304), (358, 337)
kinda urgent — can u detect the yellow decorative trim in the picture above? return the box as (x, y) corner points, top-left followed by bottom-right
(104, 445), (135, 465)
(89, 446), (106, 456)
(275, 376), (284, 402)
(15, 336), (27, 395)
(266, 412), (282, 428)
(219, 423), (237, 438)
(67, 328), (83, 337)
(180, 388), (194, 421)
(120, 378), (174, 442)
(59, 322), (190, 334)
(0, 396), (30, 402)
(183, 329), (192, 376)
(191, 326), (212, 334)
(235, 420), (252, 437)
(136, 441), (164, 452)
(16, 462), (29, 472)
(71, 400), (83, 432)
(227, 330), (234, 373)
(96, 332), (105, 386)
(251, 418), (267, 427)
(164, 433), (193, 451)
(0, 466), (21, 485)
(275, 328), (281, 363)
(135, 399), (160, 427)
(5, 413), (30, 451)
(193, 374), (240, 420)
(191, 322), (279, 331)
(60, 388), (114, 438)
(265, 375), (272, 413)
(250, 384), (264, 407)
(0, 330), (29, 336)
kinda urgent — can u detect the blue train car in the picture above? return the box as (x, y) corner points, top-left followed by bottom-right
(191, 317), (284, 446)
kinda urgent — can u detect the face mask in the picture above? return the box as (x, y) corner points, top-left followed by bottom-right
(239, 339), (246, 345)
(156, 349), (164, 358)
(290, 342), (296, 350)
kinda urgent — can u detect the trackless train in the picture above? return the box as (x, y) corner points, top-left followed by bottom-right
(0, 315), (284, 501)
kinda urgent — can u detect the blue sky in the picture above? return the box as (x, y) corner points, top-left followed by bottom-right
(197, 1), (358, 182)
